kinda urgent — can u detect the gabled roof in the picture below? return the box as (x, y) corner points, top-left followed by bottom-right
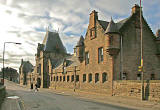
(42, 31), (67, 53)
(98, 20), (109, 30)
(50, 55), (80, 70)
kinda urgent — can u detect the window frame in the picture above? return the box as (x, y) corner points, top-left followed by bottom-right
(88, 73), (92, 83)
(85, 52), (89, 65)
(98, 47), (104, 63)
(95, 73), (99, 83)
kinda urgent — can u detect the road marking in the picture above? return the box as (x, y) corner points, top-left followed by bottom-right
(7, 96), (19, 99)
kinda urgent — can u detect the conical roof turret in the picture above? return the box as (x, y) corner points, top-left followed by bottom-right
(76, 35), (84, 47)
(105, 17), (119, 34)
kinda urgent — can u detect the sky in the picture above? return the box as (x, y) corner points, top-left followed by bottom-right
(0, 0), (159, 71)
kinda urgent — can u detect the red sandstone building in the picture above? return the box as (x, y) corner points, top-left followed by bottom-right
(23, 5), (160, 100)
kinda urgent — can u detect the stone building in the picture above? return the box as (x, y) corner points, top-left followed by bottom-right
(27, 4), (160, 98)
(34, 30), (68, 88)
(19, 59), (33, 85)
(48, 4), (160, 95)
(1, 67), (19, 83)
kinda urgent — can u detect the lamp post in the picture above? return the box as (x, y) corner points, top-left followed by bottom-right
(139, 0), (144, 100)
(2, 42), (21, 85)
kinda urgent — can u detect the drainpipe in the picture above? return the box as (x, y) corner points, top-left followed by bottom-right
(74, 66), (76, 92)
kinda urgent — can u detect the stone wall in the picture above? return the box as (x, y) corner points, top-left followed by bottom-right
(0, 86), (6, 108)
(113, 80), (160, 101)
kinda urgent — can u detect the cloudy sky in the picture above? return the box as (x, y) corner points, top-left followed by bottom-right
(0, 0), (159, 71)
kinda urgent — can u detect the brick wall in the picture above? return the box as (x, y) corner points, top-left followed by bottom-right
(113, 80), (160, 101)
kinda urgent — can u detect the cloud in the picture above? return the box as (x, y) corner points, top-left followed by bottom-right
(0, 0), (159, 71)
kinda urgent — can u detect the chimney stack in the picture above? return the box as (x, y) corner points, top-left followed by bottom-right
(89, 10), (98, 29)
(156, 29), (160, 37)
(132, 4), (141, 14)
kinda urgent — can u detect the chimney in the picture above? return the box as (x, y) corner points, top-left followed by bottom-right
(89, 10), (98, 29)
(156, 29), (160, 37)
(132, 4), (140, 14)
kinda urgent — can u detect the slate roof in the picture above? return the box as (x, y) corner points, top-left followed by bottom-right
(50, 55), (80, 70)
(98, 20), (109, 30)
(105, 18), (119, 34)
(43, 31), (67, 53)
(20, 61), (33, 74)
(76, 35), (84, 46)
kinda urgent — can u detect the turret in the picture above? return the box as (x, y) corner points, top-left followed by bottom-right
(74, 35), (84, 62)
(105, 18), (120, 56)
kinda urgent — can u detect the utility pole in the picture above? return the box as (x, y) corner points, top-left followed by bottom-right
(140, 0), (144, 100)
(2, 42), (21, 85)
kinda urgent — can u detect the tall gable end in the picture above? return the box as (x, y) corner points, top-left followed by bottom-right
(43, 31), (67, 54)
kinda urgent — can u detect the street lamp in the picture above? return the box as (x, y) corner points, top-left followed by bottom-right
(2, 42), (21, 85)
(139, 0), (144, 100)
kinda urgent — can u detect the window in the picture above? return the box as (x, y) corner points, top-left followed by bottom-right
(151, 74), (155, 80)
(88, 73), (92, 82)
(95, 73), (99, 83)
(60, 76), (62, 81)
(67, 75), (69, 82)
(90, 28), (96, 39)
(85, 52), (89, 65)
(98, 47), (103, 63)
(137, 74), (141, 80)
(54, 76), (55, 81)
(76, 75), (79, 82)
(63, 76), (65, 81)
(38, 64), (41, 74)
(102, 73), (107, 83)
(51, 74), (53, 81)
(56, 76), (58, 81)
(71, 75), (74, 82)
(83, 74), (86, 82)
(122, 73), (127, 80)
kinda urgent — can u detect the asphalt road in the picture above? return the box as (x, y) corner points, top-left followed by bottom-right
(3, 81), (135, 110)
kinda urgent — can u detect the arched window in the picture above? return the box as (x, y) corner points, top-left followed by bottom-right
(67, 75), (69, 82)
(63, 76), (65, 81)
(95, 73), (99, 83)
(71, 75), (74, 82)
(88, 73), (92, 82)
(102, 73), (107, 83)
(83, 74), (86, 82)
(76, 75), (79, 82)
(54, 76), (55, 81)
(60, 76), (62, 81)
(56, 76), (58, 81)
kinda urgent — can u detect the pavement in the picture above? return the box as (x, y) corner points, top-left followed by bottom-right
(1, 80), (160, 110)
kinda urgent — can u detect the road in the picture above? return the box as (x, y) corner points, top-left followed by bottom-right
(2, 81), (135, 110)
